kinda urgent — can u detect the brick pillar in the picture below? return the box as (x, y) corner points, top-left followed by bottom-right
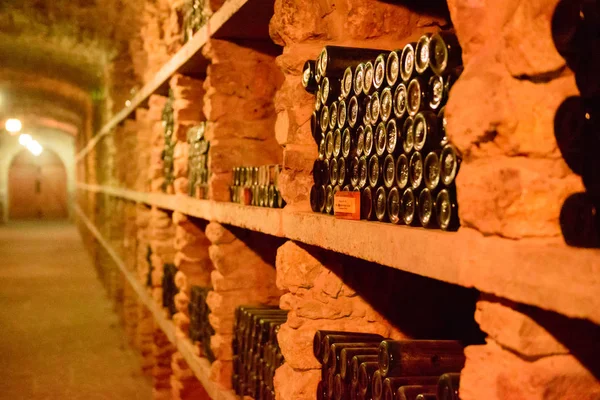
(205, 222), (284, 388)
(169, 74), (206, 195)
(146, 95), (169, 193)
(202, 39), (283, 201)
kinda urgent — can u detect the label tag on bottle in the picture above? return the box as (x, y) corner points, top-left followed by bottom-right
(334, 191), (360, 220)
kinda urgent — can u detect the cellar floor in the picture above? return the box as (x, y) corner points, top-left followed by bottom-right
(0, 221), (151, 400)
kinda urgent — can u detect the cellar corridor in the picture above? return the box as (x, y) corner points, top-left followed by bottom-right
(0, 222), (151, 400)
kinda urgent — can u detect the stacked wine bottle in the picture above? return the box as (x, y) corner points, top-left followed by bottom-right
(182, 0), (207, 43)
(230, 165), (286, 208)
(188, 286), (216, 362)
(305, 33), (463, 231)
(162, 263), (179, 317)
(232, 306), (287, 400)
(161, 90), (176, 192)
(313, 330), (464, 400)
(187, 124), (210, 199)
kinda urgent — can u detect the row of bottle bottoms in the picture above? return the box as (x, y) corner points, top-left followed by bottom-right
(188, 286), (216, 362)
(304, 33), (462, 115)
(233, 306), (287, 400)
(187, 124), (210, 199)
(230, 165), (286, 208)
(313, 330), (463, 400)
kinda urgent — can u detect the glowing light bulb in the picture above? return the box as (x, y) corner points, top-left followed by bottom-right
(5, 118), (22, 133)
(27, 140), (43, 156)
(19, 134), (33, 146)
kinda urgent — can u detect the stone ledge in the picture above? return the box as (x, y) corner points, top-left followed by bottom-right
(76, 183), (600, 325)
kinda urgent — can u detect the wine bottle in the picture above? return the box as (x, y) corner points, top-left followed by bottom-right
(437, 373), (460, 400)
(321, 106), (331, 133)
(386, 119), (398, 154)
(428, 75), (446, 111)
(435, 188), (459, 231)
(439, 144), (461, 186)
(415, 395), (438, 400)
(334, 128), (343, 158)
(342, 127), (353, 159)
(334, 374), (347, 400)
(374, 53), (388, 90)
(350, 157), (361, 188)
(348, 95), (361, 128)
(326, 131), (335, 160)
(415, 34), (432, 75)
(364, 125), (375, 157)
(386, 50), (401, 87)
(381, 87), (394, 123)
(397, 385), (438, 400)
(374, 187), (388, 221)
(303, 60), (319, 94)
(394, 84), (408, 119)
(424, 152), (441, 190)
(342, 67), (354, 99)
(358, 361), (379, 398)
(400, 42), (417, 82)
(326, 185), (334, 214)
(359, 156), (369, 189)
(403, 117), (415, 154)
(319, 138), (327, 161)
(413, 111), (439, 152)
(339, 99), (348, 129)
(375, 122), (388, 156)
(364, 96), (373, 126)
(559, 192), (600, 248)
(429, 32), (462, 77)
(361, 186), (374, 220)
(383, 154), (396, 189)
(351, 355), (379, 385)
(378, 340), (465, 377)
(407, 77), (429, 117)
(364, 61), (375, 95)
(356, 125), (366, 157)
(330, 102), (339, 131)
(395, 154), (410, 190)
(369, 155), (381, 188)
(354, 63), (366, 96)
(338, 157), (348, 187)
(371, 91), (381, 125)
(322, 76), (342, 105)
(340, 347), (379, 381)
(418, 188), (438, 228)
(388, 187), (401, 225)
(401, 187), (416, 225)
(373, 375), (439, 400)
(409, 152), (424, 189)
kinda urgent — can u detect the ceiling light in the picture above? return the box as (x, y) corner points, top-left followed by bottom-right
(19, 134), (33, 146)
(27, 140), (43, 156)
(5, 118), (22, 134)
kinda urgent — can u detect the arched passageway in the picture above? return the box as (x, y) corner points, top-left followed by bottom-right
(8, 148), (68, 220)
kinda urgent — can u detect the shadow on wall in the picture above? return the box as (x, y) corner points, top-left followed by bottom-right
(299, 242), (486, 345)
(375, 0), (451, 20)
(552, 0), (600, 248)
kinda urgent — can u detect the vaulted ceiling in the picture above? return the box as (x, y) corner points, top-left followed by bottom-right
(0, 0), (143, 138)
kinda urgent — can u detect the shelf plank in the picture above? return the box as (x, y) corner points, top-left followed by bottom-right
(74, 205), (237, 400)
(75, 0), (273, 163)
(76, 183), (600, 325)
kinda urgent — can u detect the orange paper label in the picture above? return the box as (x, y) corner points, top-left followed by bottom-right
(334, 191), (361, 220)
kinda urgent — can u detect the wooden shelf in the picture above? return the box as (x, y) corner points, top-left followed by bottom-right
(74, 205), (237, 400)
(75, 0), (276, 163)
(77, 183), (600, 325)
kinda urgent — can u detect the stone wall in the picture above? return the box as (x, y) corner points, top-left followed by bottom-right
(205, 223), (284, 388)
(445, 0), (583, 240)
(202, 39), (283, 201)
